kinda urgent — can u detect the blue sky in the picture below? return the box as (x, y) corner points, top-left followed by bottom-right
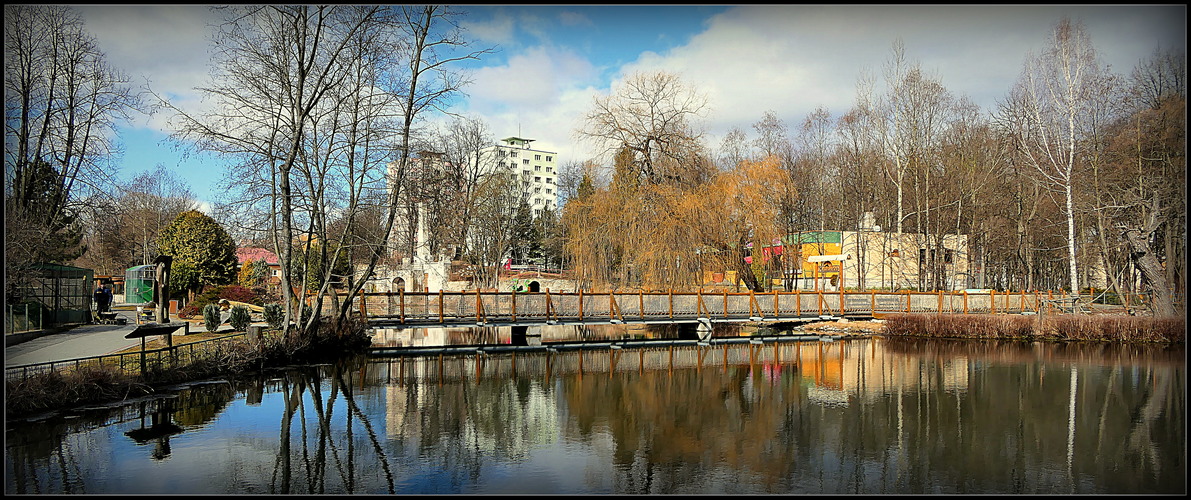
(75, 5), (1186, 213)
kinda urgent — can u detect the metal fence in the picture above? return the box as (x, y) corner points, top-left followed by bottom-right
(5, 331), (257, 383)
(5, 303), (43, 335)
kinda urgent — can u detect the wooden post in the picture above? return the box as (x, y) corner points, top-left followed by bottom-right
(818, 290), (823, 316)
(723, 290), (728, 318)
(579, 289), (584, 320)
(963, 290), (968, 314)
(511, 289), (517, 322)
(668, 289), (674, 319)
(475, 289), (483, 323)
(905, 291), (911, 313)
(546, 288), (554, 322)
(990, 289), (996, 314)
(871, 290), (876, 315)
(795, 289), (801, 317)
(639, 291), (645, 321)
(439, 290), (445, 324)
(937, 290), (943, 315)
(697, 288), (705, 316)
(774, 290), (780, 317)
(400, 288), (405, 324)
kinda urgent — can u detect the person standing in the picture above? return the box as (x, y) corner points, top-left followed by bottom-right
(94, 286), (110, 314)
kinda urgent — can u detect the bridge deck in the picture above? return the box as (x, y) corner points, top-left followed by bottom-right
(345, 289), (1063, 329)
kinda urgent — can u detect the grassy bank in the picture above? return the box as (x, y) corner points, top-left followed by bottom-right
(5, 320), (372, 420)
(883, 313), (1185, 343)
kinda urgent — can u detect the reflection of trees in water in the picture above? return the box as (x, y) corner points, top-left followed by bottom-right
(5, 340), (1184, 494)
(6, 420), (85, 494)
(882, 337), (1185, 368)
(271, 359), (395, 494)
(6, 383), (239, 494)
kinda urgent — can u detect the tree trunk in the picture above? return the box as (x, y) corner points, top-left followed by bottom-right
(1122, 228), (1177, 316)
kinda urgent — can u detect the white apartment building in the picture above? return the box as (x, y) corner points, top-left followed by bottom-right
(474, 136), (559, 217)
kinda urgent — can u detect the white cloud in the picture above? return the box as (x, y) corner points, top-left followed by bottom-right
(611, 5), (1185, 148)
(456, 44), (603, 161)
(77, 5), (218, 133)
(460, 10), (518, 46)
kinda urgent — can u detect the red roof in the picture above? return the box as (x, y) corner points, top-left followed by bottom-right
(236, 247), (280, 265)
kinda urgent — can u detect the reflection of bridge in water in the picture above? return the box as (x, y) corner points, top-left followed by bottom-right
(353, 289), (1067, 330)
(369, 336), (854, 385)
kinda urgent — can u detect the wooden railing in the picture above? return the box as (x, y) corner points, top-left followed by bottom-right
(352, 289), (1071, 328)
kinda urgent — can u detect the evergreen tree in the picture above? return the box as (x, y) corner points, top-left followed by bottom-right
(156, 210), (238, 300)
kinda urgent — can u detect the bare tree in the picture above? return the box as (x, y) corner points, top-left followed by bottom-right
(5, 5), (141, 286)
(158, 6), (489, 334)
(575, 71), (710, 185)
(716, 127), (751, 170)
(1001, 18), (1111, 300)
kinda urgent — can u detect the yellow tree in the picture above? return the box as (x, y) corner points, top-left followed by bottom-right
(672, 157), (794, 292)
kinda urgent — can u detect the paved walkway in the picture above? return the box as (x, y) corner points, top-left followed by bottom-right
(4, 307), (229, 368)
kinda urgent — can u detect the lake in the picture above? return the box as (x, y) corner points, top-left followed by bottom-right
(5, 333), (1185, 494)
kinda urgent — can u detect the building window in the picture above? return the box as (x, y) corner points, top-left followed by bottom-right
(534, 187), (541, 193)
(546, 156), (552, 162)
(545, 188), (552, 194)
(511, 151), (518, 157)
(534, 154), (541, 160)
(535, 165), (541, 171)
(546, 177), (553, 184)
(546, 166), (553, 173)
(535, 176), (541, 182)
(945, 249), (954, 264)
(522, 159), (529, 165)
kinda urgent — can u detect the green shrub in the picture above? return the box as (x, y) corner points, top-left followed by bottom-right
(203, 303), (222, 333)
(228, 305), (251, 331)
(263, 303), (284, 330)
(179, 285), (265, 319)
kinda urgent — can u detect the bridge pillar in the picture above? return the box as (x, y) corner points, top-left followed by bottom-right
(676, 318), (714, 342)
(511, 325), (541, 346)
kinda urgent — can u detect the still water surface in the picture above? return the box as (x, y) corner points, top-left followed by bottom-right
(5, 336), (1184, 494)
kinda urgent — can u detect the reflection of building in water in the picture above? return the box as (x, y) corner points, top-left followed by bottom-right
(382, 359), (561, 457)
(793, 339), (970, 404)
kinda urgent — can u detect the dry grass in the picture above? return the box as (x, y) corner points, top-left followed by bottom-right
(883, 313), (1185, 343)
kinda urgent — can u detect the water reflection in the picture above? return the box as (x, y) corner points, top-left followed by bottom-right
(5, 338), (1184, 494)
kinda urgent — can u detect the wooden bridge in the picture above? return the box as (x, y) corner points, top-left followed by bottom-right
(351, 289), (1071, 330)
